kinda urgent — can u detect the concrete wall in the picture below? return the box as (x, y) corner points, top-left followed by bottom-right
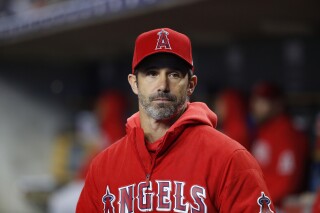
(0, 78), (67, 213)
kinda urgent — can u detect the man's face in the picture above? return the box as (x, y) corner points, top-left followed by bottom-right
(136, 67), (190, 121)
(128, 54), (197, 121)
(250, 96), (273, 124)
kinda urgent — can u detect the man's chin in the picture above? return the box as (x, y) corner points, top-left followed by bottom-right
(154, 102), (172, 108)
(146, 107), (175, 120)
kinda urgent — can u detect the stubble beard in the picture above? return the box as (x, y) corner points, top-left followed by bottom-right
(138, 91), (188, 121)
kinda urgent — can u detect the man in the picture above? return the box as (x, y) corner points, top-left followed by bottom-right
(77, 28), (275, 212)
(212, 89), (251, 150)
(250, 82), (307, 207)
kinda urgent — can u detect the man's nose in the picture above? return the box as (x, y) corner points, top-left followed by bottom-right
(157, 71), (170, 92)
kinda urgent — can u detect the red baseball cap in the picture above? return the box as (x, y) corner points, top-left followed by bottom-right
(252, 82), (283, 100)
(132, 28), (194, 73)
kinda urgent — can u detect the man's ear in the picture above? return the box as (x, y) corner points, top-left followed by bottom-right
(128, 74), (138, 95)
(187, 75), (197, 96)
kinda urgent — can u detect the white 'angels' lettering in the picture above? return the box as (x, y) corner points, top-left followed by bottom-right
(104, 180), (207, 213)
(118, 184), (135, 213)
(137, 181), (155, 212)
(156, 180), (172, 211)
(190, 185), (207, 213)
(173, 181), (189, 212)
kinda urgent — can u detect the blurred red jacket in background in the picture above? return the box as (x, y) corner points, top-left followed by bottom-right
(96, 91), (126, 146)
(313, 190), (320, 213)
(215, 90), (251, 150)
(78, 91), (127, 179)
(251, 114), (308, 206)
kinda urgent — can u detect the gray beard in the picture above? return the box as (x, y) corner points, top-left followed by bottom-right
(138, 91), (187, 121)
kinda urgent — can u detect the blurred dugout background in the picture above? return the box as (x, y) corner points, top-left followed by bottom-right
(0, 0), (319, 212)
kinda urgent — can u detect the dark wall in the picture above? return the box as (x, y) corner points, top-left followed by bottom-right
(0, 37), (319, 112)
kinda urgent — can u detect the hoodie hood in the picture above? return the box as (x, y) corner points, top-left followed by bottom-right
(125, 102), (218, 179)
(126, 102), (217, 134)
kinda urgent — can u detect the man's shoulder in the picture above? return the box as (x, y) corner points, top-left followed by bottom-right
(179, 125), (251, 165)
(186, 124), (245, 150)
(182, 125), (260, 174)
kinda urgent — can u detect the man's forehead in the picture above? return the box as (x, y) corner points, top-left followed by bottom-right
(136, 53), (191, 73)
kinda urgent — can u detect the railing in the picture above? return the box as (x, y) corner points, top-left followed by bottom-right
(0, 0), (171, 41)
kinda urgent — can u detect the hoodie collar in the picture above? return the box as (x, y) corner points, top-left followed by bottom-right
(126, 102), (218, 179)
(126, 102), (217, 140)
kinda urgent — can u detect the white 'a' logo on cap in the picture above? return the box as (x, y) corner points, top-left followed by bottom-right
(155, 29), (172, 50)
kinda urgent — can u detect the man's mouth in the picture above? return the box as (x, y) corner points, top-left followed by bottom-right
(153, 98), (171, 102)
(150, 93), (176, 102)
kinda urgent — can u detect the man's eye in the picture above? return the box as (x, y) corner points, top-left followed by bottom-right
(146, 70), (158, 77)
(169, 72), (181, 78)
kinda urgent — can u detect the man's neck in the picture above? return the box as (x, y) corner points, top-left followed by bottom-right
(139, 106), (188, 143)
(140, 112), (172, 143)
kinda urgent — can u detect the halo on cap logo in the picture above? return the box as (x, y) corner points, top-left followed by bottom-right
(155, 29), (172, 50)
(257, 192), (274, 213)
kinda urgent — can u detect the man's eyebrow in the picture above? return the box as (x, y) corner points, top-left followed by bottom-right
(138, 66), (188, 75)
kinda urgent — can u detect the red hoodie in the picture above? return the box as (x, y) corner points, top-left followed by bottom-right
(77, 102), (275, 213)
